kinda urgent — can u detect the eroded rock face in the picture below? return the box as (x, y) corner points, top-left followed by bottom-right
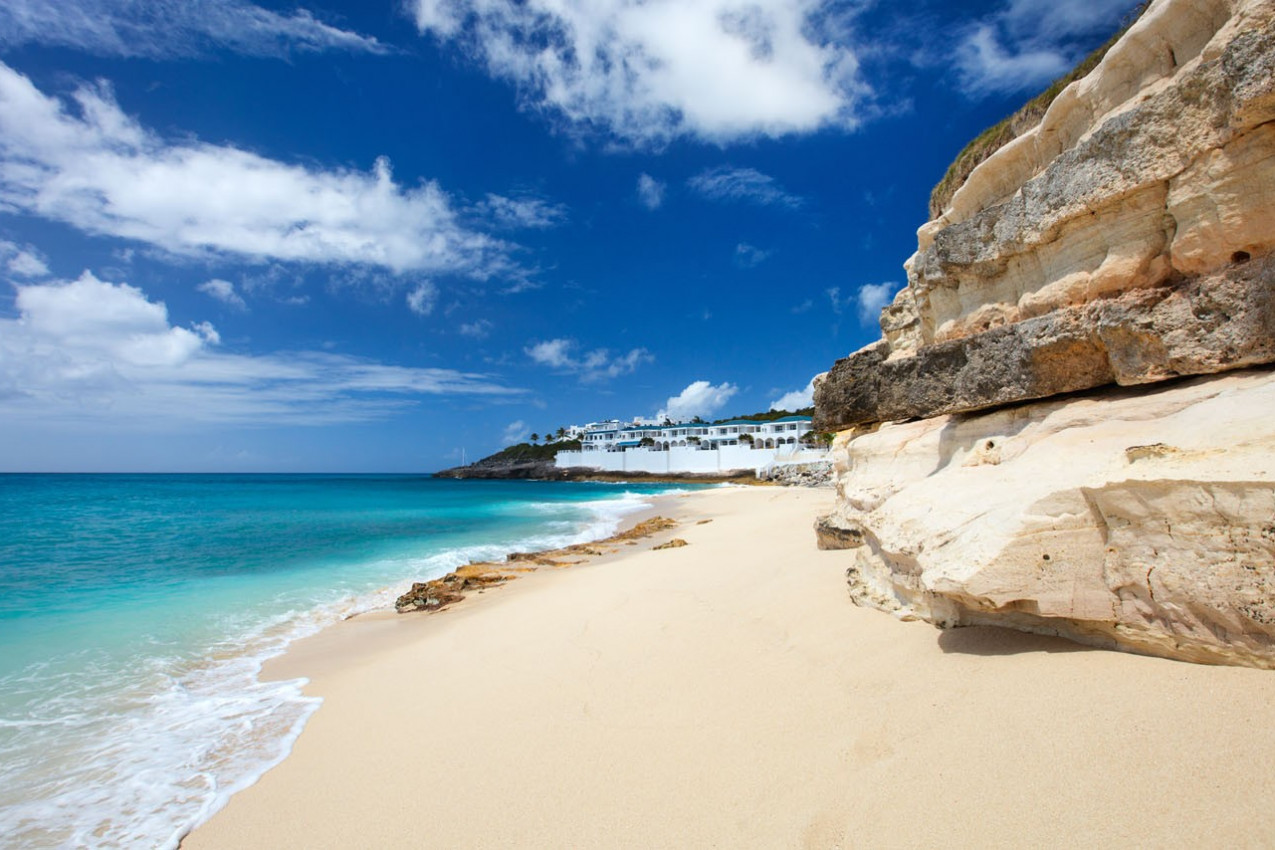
(815, 0), (1275, 433)
(820, 369), (1275, 667)
(817, 254), (1275, 428)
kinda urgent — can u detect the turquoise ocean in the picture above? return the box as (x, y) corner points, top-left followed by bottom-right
(0, 474), (689, 848)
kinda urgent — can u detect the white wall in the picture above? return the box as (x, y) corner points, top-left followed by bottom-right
(555, 445), (827, 474)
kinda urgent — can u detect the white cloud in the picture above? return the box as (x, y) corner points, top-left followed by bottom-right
(770, 377), (815, 411)
(525, 337), (653, 382)
(657, 380), (738, 422)
(407, 281), (438, 316)
(525, 338), (575, 369)
(501, 420), (530, 445)
(0, 272), (521, 426)
(953, 0), (1139, 96)
(0, 63), (513, 277)
(688, 166), (804, 208)
(198, 278), (247, 310)
(856, 281), (901, 324)
(637, 174), (666, 210)
(0, 0), (386, 59)
(0, 240), (49, 278)
(734, 243), (771, 268)
(410, 0), (869, 145)
(474, 193), (567, 229)
(458, 319), (493, 338)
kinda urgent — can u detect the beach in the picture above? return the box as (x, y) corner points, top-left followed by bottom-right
(185, 485), (1275, 848)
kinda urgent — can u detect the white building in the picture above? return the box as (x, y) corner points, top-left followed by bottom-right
(558, 415), (827, 475)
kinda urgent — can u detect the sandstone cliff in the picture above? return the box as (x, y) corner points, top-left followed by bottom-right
(816, 0), (1275, 430)
(815, 0), (1275, 667)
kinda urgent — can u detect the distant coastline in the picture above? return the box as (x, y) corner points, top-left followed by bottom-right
(434, 456), (763, 485)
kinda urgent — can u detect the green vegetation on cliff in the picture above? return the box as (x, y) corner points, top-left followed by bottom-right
(711, 407), (814, 424)
(481, 440), (581, 463)
(928, 2), (1150, 219)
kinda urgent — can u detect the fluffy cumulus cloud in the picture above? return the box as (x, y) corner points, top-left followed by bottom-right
(657, 380), (738, 422)
(770, 377), (815, 412)
(0, 63), (513, 277)
(636, 174), (666, 210)
(0, 0), (386, 59)
(525, 337), (653, 382)
(954, 0), (1141, 96)
(410, 0), (868, 145)
(688, 166), (804, 209)
(0, 272), (520, 426)
(197, 278), (247, 310)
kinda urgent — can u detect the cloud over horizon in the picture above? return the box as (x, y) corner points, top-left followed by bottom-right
(770, 377), (815, 411)
(410, 0), (869, 145)
(0, 272), (521, 427)
(657, 380), (738, 422)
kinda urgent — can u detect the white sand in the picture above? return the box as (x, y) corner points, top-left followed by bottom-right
(184, 486), (1275, 848)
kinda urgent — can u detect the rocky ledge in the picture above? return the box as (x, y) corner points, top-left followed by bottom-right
(817, 368), (1275, 668)
(815, 0), (1275, 667)
(815, 0), (1275, 432)
(395, 517), (680, 613)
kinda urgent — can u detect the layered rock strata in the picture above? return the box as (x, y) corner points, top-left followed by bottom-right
(815, 0), (1275, 666)
(815, 0), (1275, 432)
(817, 370), (1275, 667)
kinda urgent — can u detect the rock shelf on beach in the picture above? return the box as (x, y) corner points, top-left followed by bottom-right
(395, 516), (680, 613)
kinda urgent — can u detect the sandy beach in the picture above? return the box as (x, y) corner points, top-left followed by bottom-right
(185, 486), (1275, 849)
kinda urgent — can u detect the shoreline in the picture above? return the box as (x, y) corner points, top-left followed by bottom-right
(185, 486), (1275, 848)
(254, 486), (704, 692)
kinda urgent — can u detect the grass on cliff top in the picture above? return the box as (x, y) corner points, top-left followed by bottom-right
(928, 1), (1151, 219)
(478, 440), (582, 464)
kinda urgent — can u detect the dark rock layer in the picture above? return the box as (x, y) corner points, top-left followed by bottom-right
(815, 253), (1275, 431)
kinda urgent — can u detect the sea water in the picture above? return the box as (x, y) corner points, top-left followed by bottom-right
(0, 474), (689, 848)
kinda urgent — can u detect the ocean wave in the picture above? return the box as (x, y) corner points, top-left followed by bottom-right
(0, 481), (678, 847)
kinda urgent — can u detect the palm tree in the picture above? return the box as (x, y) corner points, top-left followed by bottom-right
(529, 432), (539, 444)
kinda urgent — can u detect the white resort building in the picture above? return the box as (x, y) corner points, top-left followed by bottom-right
(555, 415), (828, 475)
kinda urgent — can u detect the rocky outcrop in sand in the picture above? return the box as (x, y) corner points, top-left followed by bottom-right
(815, 0), (1275, 666)
(815, 0), (1275, 432)
(817, 370), (1275, 667)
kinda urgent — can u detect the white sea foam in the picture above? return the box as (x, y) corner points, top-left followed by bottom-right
(0, 486), (671, 848)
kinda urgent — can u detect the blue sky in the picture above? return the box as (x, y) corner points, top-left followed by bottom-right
(0, 0), (1140, 472)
